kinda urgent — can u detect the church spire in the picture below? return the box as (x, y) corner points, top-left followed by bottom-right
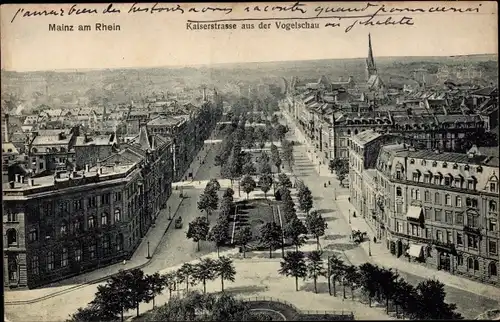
(366, 33), (377, 78)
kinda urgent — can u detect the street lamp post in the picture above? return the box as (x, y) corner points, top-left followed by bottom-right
(348, 209), (351, 224)
(146, 241), (151, 259)
(168, 206), (172, 220)
(368, 239), (372, 256)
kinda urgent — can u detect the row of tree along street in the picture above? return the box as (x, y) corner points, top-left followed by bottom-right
(278, 249), (463, 320)
(68, 256), (239, 322)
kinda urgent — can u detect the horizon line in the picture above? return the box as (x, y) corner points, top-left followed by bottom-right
(2, 52), (498, 74)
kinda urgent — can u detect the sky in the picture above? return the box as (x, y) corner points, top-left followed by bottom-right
(0, 1), (498, 72)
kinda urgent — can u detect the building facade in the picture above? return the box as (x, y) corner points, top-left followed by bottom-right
(3, 128), (174, 289)
(375, 145), (499, 286)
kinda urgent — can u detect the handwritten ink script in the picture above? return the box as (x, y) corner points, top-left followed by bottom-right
(10, 2), (484, 33)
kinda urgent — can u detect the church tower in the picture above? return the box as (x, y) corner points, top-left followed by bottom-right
(366, 33), (378, 79)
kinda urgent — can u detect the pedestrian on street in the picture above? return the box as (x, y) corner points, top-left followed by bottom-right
(348, 197), (351, 203)
(373, 236), (377, 243)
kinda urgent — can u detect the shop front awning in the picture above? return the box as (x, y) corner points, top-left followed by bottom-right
(406, 206), (423, 220)
(408, 244), (424, 258)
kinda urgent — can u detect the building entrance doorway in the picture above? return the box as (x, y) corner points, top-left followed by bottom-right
(439, 252), (451, 272)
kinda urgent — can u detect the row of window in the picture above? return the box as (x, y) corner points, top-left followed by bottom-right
(409, 158), (483, 173)
(6, 210), (122, 246)
(403, 223), (498, 254)
(31, 235), (124, 274)
(41, 193), (123, 214)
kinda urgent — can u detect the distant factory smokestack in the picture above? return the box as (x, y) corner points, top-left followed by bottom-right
(3, 113), (9, 142)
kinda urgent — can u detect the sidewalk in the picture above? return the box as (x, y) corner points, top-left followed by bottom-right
(282, 111), (334, 178)
(335, 195), (500, 302)
(5, 133), (219, 305)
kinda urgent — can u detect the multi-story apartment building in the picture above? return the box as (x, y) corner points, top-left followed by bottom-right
(73, 133), (118, 169)
(374, 144), (499, 286)
(26, 128), (80, 175)
(348, 130), (397, 221)
(3, 125), (174, 289)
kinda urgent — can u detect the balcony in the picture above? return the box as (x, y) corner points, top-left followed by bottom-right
(390, 230), (430, 244)
(464, 225), (482, 235)
(432, 239), (456, 254)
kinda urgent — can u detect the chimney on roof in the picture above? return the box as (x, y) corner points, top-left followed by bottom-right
(28, 178), (34, 186)
(9, 181), (15, 188)
(15, 174), (20, 183)
(85, 164), (90, 172)
(3, 113), (9, 143)
(20, 175), (24, 184)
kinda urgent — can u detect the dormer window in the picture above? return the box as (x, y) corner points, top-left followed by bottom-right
(432, 161), (437, 167)
(477, 166), (482, 173)
(442, 162), (447, 168)
(421, 160), (426, 166)
(491, 182), (498, 193)
(464, 165), (470, 171)
(453, 163), (458, 169)
(410, 159), (415, 165)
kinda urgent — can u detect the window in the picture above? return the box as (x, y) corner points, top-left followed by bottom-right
(490, 262), (498, 277)
(72, 219), (83, 234)
(489, 240), (498, 255)
(467, 179), (475, 190)
(467, 214), (479, 228)
(489, 219), (498, 232)
(432, 161), (437, 167)
(468, 257), (474, 270)
(416, 190), (421, 200)
(410, 159), (415, 164)
(446, 231), (452, 243)
(454, 178), (462, 188)
(489, 201), (497, 212)
(424, 174), (431, 183)
(464, 164), (470, 171)
(31, 256), (39, 275)
(47, 251), (55, 271)
(436, 230), (443, 242)
(421, 160), (426, 166)
(445, 212), (453, 224)
(74, 246), (82, 262)
(442, 162), (448, 168)
(88, 216), (95, 229)
(477, 166), (482, 173)
(396, 202), (403, 214)
(412, 172), (419, 181)
(424, 208), (430, 220)
(7, 210), (18, 222)
(457, 255), (463, 266)
(103, 236), (110, 255)
(444, 176), (451, 186)
(455, 197), (462, 208)
(7, 229), (17, 246)
(396, 170), (402, 180)
(435, 192), (441, 205)
(445, 194), (451, 206)
(28, 228), (38, 242)
(87, 196), (97, 208)
(60, 221), (68, 235)
(89, 243), (96, 259)
(59, 201), (69, 213)
(114, 209), (121, 222)
(433, 175), (441, 185)
(73, 200), (83, 211)
(490, 182), (497, 192)
(456, 213), (464, 225)
(101, 213), (108, 226)
(397, 222), (403, 233)
(61, 247), (68, 267)
(435, 209), (442, 222)
(457, 233), (463, 245)
(467, 235), (479, 249)
(114, 192), (122, 202)
(116, 234), (123, 251)
(474, 259), (479, 271)
(396, 187), (402, 197)
(411, 224), (419, 236)
(101, 193), (111, 205)
(425, 191), (430, 202)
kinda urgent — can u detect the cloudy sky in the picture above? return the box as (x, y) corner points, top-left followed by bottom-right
(1, 1), (497, 71)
